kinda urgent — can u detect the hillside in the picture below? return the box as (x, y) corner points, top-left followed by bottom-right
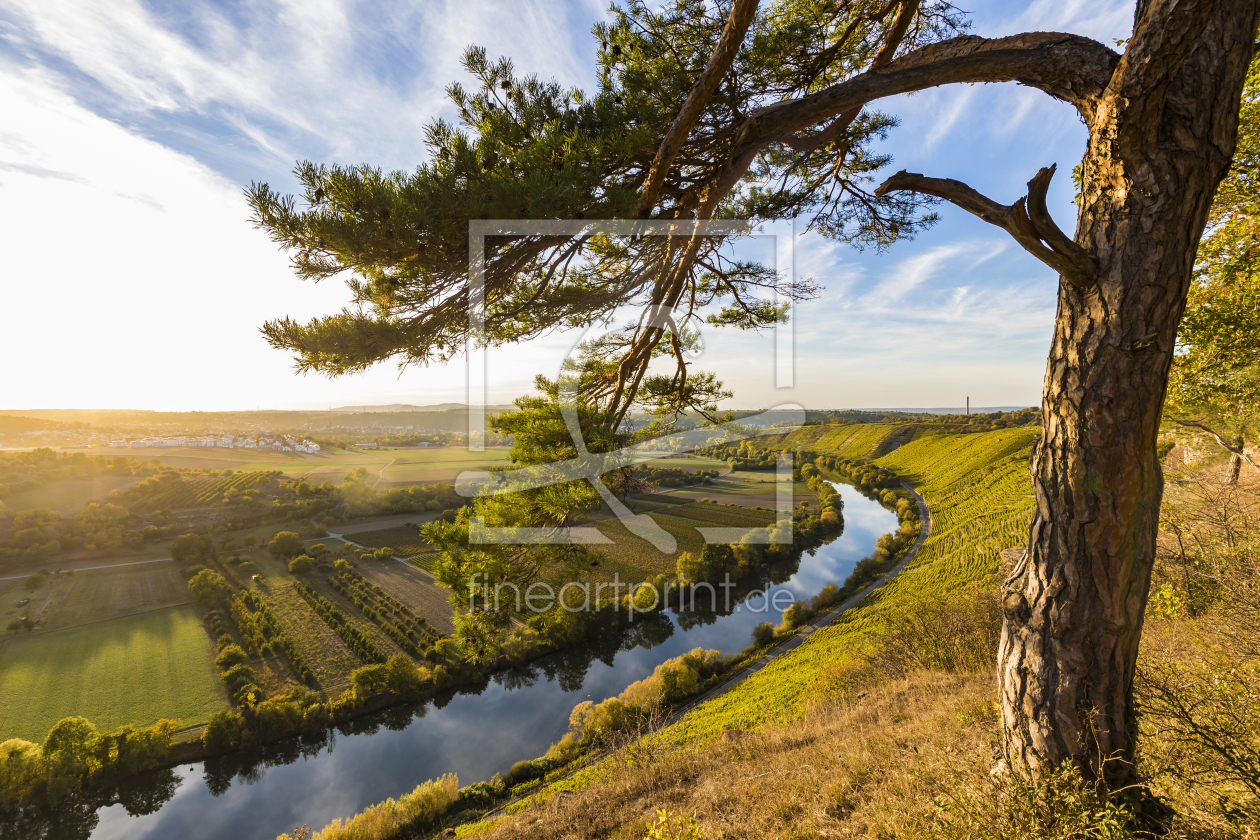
(279, 426), (1042, 839)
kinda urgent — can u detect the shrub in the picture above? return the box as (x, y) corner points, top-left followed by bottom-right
(645, 810), (706, 840)
(777, 600), (810, 633)
(351, 663), (390, 698)
(276, 774), (459, 840)
(202, 710), (244, 754)
(288, 555), (316, 574)
(752, 622), (775, 647)
(238, 560), (258, 573)
(929, 762), (1139, 840)
(268, 531), (304, 560)
(220, 663), (256, 690)
(188, 569), (230, 605)
(214, 644), (248, 669)
(0, 739), (46, 809)
(384, 654), (424, 699)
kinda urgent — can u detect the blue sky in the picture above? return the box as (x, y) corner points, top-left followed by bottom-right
(0, 0), (1136, 411)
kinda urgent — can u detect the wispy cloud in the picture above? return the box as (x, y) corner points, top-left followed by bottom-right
(0, 0), (606, 181)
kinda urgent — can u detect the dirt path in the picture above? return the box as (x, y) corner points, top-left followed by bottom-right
(0, 557), (174, 582)
(372, 458), (396, 488)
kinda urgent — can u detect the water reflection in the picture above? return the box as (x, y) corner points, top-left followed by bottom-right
(8, 484), (893, 840)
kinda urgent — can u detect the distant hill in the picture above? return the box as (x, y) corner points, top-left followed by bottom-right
(327, 403), (517, 413)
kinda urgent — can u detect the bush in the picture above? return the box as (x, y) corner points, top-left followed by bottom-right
(238, 560), (258, 573)
(276, 774), (459, 840)
(202, 710), (244, 754)
(777, 600), (810, 632)
(220, 663), (256, 691)
(752, 622), (775, 647)
(214, 644), (248, 669)
(188, 569), (230, 605)
(288, 555), (316, 574)
(268, 531), (304, 560)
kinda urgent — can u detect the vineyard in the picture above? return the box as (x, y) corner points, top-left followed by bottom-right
(123, 470), (276, 511)
(329, 569), (442, 656)
(809, 423), (902, 460)
(669, 425), (1040, 741)
(239, 590), (316, 685)
(259, 583), (361, 683)
(294, 581), (387, 665)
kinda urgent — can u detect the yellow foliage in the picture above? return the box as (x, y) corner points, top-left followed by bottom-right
(276, 773), (458, 840)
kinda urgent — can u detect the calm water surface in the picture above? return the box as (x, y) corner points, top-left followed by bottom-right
(73, 483), (895, 840)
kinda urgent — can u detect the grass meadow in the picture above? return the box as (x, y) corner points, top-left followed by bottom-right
(0, 604), (226, 742)
(1, 562), (191, 634)
(3, 474), (144, 516)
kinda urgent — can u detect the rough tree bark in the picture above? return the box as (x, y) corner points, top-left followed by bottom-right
(997, 1), (1257, 783)
(872, 0), (1257, 782)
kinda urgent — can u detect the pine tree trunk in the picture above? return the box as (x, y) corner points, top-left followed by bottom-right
(997, 2), (1258, 784)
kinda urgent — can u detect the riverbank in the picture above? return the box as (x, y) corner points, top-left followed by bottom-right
(449, 426), (1034, 838)
(1, 480), (895, 840)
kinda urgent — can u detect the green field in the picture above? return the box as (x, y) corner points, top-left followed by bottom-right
(0, 605), (227, 742)
(347, 526), (431, 557)
(51, 444), (509, 484)
(641, 454), (729, 470)
(379, 448), (511, 484)
(4, 474), (144, 515)
(1, 563), (190, 634)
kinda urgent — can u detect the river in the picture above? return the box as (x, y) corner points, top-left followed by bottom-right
(50, 483), (895, 840)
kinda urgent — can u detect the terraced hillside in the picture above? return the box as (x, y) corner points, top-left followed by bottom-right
(599, 427), (1035, 745)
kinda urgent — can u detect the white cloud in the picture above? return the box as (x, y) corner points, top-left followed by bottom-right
(0, 0), (606, 174)
(0, 65), (560, 410)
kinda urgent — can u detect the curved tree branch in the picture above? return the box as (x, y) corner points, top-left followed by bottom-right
(875, 164), (1098, 288)
(785, 0), (923, 154)
(742, 32), (1119, 153)
(636, 0), (760, 218)
(1174, 420), (1260, 473)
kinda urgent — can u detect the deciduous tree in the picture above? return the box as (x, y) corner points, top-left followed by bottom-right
(1167, 56), (1260, 483)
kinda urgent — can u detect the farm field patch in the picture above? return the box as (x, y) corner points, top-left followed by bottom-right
(337, 515), (437, 535)
(356, 561), (456, 633)
(640, 454), (728, 470)
(3, 474), (144, 515)
(2, 562), (190, 634)
(256, 581), (360, 685)
(344, 526), (431, 556)
(379, 448), (510, 484)
(0, 605), (226, 742)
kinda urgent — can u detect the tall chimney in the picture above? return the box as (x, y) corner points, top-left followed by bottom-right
(966, 396), (970, 416)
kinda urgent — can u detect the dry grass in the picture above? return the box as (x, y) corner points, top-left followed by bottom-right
(356, 560), (456, 633)
(478, 669), (1000, 840)
(258, 581), (360, 684)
